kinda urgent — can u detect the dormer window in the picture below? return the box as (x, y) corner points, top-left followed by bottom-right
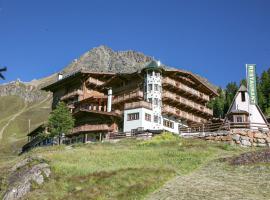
(241, 91), (246, 102)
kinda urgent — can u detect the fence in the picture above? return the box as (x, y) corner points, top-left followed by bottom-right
(179, 122), (270, 133)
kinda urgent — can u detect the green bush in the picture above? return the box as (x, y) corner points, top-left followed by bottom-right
(138, 132), (179, 146)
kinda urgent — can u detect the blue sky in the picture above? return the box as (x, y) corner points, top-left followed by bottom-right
(0, 0), (269, 87)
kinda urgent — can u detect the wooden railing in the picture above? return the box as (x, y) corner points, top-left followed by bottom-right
(71, 124), (113, 134)
(113, 90), (144, 105)
(162, 77), (209, 102)
(124, 101), (152, 110)
(87, 77), (105, 86)
(113, 84), (139, 94)
(162, 91), (213, 115)
(61, 90), (83, 101)
(179, 122), (270, 133)
(162, 105), (207, 123)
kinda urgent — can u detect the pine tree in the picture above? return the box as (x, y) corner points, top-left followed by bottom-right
(260, 71), (270, 112)
(224, 82), (238, 114)
(48, 102), (74, 142)
(208, 87), (226, 118)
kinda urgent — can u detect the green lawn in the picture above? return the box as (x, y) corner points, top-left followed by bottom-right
(14, 135), (248, 200)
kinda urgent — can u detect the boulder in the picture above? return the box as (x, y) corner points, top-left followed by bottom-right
(254, 132), (267, 139)
(241, 139), (251, 146)
(236, 130), (248, 136)
(265, 137), (270, 143)
(257, 139), (266, 144)
(240, 136), (251, 142)
(221, 135), (232, 141)
(232, 134), (240, 141)
(3, 156), (50, 200)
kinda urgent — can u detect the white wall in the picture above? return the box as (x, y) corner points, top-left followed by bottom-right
(162, 116), (180, 134)
(124, 108), (154, 132)
(230, 91), (267, 128)
(123, 108), (181, 134)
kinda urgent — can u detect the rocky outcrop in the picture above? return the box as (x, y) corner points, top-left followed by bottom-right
(0, 80), (49, 102)
(2, 156), (51, 200)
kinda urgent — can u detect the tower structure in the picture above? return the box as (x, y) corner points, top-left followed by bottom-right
(142, 60), (163, 130)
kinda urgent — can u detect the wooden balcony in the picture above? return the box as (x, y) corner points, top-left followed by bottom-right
(162, 77), (209, 102)
(113, 83), (139, 94)
(86, 77), (105, 87)
(61, 90), (83, 101)
(162, 105), (207, 124)
(71, 124), (113, 134)
(124, 101), (152, 110)
(162, 91), (213, 116)
(113, 90), (144, 105)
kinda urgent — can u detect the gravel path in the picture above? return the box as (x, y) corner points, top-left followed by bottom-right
(147, 161), (270, 200)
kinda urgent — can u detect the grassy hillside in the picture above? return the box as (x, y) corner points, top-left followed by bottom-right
(0, 95), (51, 156)
(8, 135), (253, 200)
(1, 134), (270, 200)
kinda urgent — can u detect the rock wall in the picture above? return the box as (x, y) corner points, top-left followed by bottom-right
(200, 129), (270, 147)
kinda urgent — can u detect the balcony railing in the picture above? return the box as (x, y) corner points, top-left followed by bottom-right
(162, 91), (213, 116)
(61, 90), (83, 101)
(162, 77), (209, 102)
(124, 101), (152, 110)
(86, 77), (105, 86)
(71, 124), (113, 134)
(113, 83), (139, 94)
(162, 105), (207, 123)
(113, 90), (144, 105)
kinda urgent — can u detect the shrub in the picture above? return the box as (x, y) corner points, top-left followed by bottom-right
(138, 132), (179, 146)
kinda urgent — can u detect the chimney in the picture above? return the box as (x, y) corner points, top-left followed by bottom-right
(107, 88), (112, 112)
(58, 73), (63, 80)
(157, 60), (161, 67)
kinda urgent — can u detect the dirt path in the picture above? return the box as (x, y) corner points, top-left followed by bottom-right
(0, 103), (27, 140)
(0, 95), (50, 141)
(147, 161), (270, 200)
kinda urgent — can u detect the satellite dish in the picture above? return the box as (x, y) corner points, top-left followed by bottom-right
(0, 66), (7, 80)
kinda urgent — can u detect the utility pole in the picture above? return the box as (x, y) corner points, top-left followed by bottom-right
(28, 119), (31, 134)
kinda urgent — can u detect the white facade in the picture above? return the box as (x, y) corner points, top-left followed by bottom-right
(227, 85), (268, 130)
(144, 70), (163, 130)
(123, 107), (155, 132)
(123, 64), (181, 134)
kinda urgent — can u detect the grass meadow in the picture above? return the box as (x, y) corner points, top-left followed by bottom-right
(17, 134), (248, 200)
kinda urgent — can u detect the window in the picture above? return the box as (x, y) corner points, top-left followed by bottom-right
(145, 113), (151, 121)
(236, 116), (243, 123)
(148, 84), (153, 91)
(241, 91), (246, 102)
(154, 115), (159, 123)
(154, 98), (159, 106)
(127, 113), (139, 121)
(163, 119), (174, 129)
(144, 84), (147, 93)
(156, 73), (160, 77)
(154, 84), (159, 91)
(148, 98), (152, 104)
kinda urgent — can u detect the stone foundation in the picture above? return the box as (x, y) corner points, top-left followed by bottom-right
(198, 129), (270, 147)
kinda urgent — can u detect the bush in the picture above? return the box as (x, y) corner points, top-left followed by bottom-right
(138, 132), (180, 146)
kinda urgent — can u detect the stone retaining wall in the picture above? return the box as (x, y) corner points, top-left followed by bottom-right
(197, 129), (270, 147)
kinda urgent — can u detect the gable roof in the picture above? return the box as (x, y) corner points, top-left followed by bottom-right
(225, 84), (268, 124)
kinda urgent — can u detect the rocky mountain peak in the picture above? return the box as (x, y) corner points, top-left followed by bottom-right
(63, 45), (153, 74)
